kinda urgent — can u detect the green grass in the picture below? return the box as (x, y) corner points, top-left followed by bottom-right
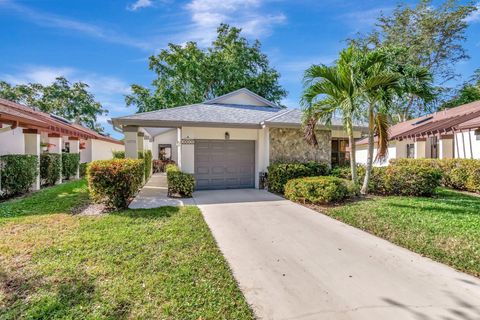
(0, 180), (253, 319)
(323, 188), (480, 277)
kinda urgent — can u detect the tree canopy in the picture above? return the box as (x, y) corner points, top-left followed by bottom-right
(0, 78), (107, 132)
(126, 24), (287, 113)
(441, 69), (480, 109)
(350, 0), (477, 121)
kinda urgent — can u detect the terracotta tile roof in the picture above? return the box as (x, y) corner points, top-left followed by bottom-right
(357, 100), (480, 145)
(0, 98), (122, 144)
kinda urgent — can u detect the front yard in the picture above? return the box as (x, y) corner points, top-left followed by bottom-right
(318, 188), (480, 277)
(0, 180), (253, 319)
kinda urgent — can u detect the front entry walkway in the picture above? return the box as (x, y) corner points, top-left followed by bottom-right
(129, 173), (193, 209)
(194, 189), (480, 320)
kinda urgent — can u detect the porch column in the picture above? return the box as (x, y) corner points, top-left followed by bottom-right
(69, 137), (80, 179)
(177, 127), (182, 170)
(124, 126), (138, 159)
(439, 135), (454, 159)
(24, 129), (41, 191)
(414, 138), (426, 159)
(48, 133), (63, 184)
(137, 132), (145, 153)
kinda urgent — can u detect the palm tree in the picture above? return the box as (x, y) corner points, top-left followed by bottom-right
(302, 46), (395, 184)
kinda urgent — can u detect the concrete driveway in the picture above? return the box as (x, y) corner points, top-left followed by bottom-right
(193, 189), (480, 320)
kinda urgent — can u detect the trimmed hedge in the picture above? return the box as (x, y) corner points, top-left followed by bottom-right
(383, 165), (442, 196)
(79, 163), (88, 178)
(166, 164), (195, 198)
(390, 158), (480, 194)
(0, 154), (38, 197)
(62, 153), (80, 179)
(268, 161), (330, 194)
(40, 153), (62, 186)
(87, 159), (144, 209)
(144, 150), (152, 180)
(330, 165), (366, 181)
(285, 176), (355, 204)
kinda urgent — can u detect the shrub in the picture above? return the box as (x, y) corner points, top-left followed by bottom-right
(383, 165), (442, 196)
(267, 161), (330, 194)
(153, 159), (175, 173)
(390, 158), (480, 194)
(40, 153), (62, 186)
(79, 163), (88, 178)
(330, 165), (367, 181)
(62, 153), (80, 179)
(0, 154), (38, 197)
(112, 150), (125, 159)
(166, 164), (195, 198)
(87, 159), (144, 209)
(144, 150), (152, 180)
(284, 176), (354, 204)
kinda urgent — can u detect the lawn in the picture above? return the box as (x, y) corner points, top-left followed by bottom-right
(0, 180), (253, 319)
(321, 188), (480, 277)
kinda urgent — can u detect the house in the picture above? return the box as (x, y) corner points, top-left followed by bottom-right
(111, 88), (367, 190)
(0, 98), (124, 164)
(355, 100), (480, 165)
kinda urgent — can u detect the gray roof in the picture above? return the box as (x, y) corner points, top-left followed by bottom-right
(112, 102), (367, 130)
(113, 103), (287, 128)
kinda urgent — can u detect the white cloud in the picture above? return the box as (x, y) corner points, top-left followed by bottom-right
(465, 4), (480, 23)
(127, 0), (153, 11)
(0, 0), (152, 50)
(182, 0), (286, 45)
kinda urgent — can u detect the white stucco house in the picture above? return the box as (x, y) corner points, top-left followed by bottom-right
(111, 88), (367, 190)
(355, 100), (480, 165)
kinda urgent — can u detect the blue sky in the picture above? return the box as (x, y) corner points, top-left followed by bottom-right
(1, 0), (479, 139)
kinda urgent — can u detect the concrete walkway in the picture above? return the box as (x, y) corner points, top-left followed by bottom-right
(194, 189), (480, 320)
(128, 173), (193, 209)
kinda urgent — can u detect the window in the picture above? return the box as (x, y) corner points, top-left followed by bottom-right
(331, 139), (350, 166)
(406, 143), (415, 158)
(430, 137), (438, 159)
(158, 144), (172, 160)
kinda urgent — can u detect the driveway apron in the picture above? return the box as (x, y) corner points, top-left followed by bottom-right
(193, 189), (480, 320)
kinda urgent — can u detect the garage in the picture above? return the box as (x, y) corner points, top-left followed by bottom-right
(194, 140), (255, 190)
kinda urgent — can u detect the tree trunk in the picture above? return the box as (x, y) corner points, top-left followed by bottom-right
(347, 120), (357, 183)
(361, 105), (375, 195)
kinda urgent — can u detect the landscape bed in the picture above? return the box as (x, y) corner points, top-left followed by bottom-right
(0, 179), (253, 319)
(305, 188), (480, 277)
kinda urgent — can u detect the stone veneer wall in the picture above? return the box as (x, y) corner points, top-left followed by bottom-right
(269, 128), (331, 163)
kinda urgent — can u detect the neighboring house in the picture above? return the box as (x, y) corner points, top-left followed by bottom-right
(0, 98), (124, 163)
(356, 100), (480, 165)
(111, 88), (367, 190)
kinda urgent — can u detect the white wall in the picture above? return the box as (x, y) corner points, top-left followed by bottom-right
(90, 139), (124, 161)
(180, 126), (264, 188)
(355, 141), (407, 167)
(0, 127), (24, 155)
(455, 130), (480, 159)
(152, 129), (177, 162)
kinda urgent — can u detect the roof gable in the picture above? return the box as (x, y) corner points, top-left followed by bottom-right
(204, 88), (278, 108)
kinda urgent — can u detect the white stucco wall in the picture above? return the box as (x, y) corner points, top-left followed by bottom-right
(180, 126), (266, 188)
(355, 141), (404, 166)
(455, 130), (480, 159)
(152, 129), (178, 162)
(90, 139), (124, 162)
(0, 127), (24, 155)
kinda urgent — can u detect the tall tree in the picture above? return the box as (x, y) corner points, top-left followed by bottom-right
(351, 0), (477, 121)
(302, 47), (367, 183)
(126, 24), (287, 112)
(0, 78), (107, 132)
(441, 68), (480, 109)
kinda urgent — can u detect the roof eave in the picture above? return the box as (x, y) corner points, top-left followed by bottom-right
(112, 118), (263, 129)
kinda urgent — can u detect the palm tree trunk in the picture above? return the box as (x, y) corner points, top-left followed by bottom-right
(346, 120), (357, 183)
(361, 105), (375, 194)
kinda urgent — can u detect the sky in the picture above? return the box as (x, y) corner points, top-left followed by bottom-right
(1, 0), (479, 139)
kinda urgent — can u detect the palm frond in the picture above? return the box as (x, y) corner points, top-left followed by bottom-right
(374, 112), (390, 162)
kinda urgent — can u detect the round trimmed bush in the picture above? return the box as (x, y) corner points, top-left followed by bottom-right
(0, 154), (38, 197)
(40, 153), (62, 186)
(284, 176), (354, 204)
(268, 161), (330, 194)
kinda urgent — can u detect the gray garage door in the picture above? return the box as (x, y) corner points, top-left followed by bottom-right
(195, 140), (255, 190)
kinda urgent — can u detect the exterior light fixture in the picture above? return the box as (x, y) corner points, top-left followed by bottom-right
(225, 132), (230, 140)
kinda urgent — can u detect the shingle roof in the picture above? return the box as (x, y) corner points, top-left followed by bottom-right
(262, 109), (367, 129)
(113, 103), (286, 128)
(356, 100), (480, 146)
